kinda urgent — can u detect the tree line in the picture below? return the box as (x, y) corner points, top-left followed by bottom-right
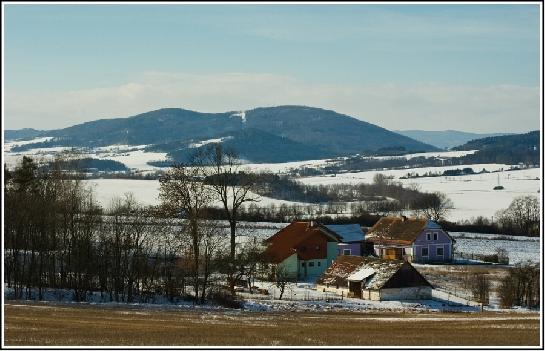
(4, 146), (266, 305)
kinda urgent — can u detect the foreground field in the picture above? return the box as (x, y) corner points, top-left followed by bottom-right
(4, 301), (540, 346)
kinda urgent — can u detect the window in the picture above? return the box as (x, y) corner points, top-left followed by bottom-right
(422, 247), (429, 256)
(317, 262), (321, 267)
(309, 262), (314, 267)
(426, 233), (431, 240)
(437, 247), (444, 256)
(343, 249), (351, 256)
(301, 262), (306, 267)
(433, 233), (438, 241)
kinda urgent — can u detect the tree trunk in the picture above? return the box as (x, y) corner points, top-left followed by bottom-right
(229, 220), (237, 296)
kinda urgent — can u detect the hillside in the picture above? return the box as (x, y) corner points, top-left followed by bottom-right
(396, 130), (512, 150)
(4, 128), (45, 141)
(8, 106), (438, 163)
(454, 130), (540, 165)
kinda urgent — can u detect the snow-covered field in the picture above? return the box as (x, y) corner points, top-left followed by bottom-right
(450, 232), (540, 265)
(299, 165), (540, 222)
(86, 165), (540, 222)
(4, 138), (541, 222)
(372, 149), (478, 160)
(4, 139), (169, 171)
(84, 179), (311, 209)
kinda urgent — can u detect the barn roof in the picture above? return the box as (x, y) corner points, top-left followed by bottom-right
(316, 255), (364, 287)
(324, 224), (365, 243)
(347, 267), (375, 282)
(263, 221), (341, 263)
(366, 217), (428, 244)
(317, 255), (432, 289)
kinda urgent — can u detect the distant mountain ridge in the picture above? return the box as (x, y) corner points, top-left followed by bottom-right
(395, 130), (513, 150)
(7, 106), (438, 163)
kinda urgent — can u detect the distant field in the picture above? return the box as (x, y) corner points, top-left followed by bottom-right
(4, 302), (540, 346)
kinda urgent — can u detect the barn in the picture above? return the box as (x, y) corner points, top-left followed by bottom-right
(316, 255), (433, 301)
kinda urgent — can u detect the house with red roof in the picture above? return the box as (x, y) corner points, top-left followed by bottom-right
(263, 221), (343, 280)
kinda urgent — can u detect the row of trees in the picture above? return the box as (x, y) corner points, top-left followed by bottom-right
(4, 145), (265, 304)
(4, 156), (188, 302)
(495, 195), (540, 236)
(467, 261), (540, 309)
(252, 172), (454, 221)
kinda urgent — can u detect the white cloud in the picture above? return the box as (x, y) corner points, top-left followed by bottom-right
(4, 71), (539, 133)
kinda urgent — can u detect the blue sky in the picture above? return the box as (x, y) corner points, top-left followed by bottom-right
(3, 3), (541, 132)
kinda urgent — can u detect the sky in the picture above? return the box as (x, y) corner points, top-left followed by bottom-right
(3, 3), (541, 133)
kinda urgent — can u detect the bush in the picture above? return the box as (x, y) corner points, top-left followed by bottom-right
(498, 262), (540, 309)
(482, 254), (499, 263)
(207, 289), (244, 309)
(470, 273), (490, 304)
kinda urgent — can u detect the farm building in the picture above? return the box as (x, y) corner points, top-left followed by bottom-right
(316, 255), (433, 301)
(263, 221), (364, 281)
(263, 221), (340, 280)
(366, 216), (455, 263)
(324, 224), (366, 256)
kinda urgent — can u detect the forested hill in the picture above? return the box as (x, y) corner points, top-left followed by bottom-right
(5, 128), (45, 141)
(7, 106), (438, 163)
(396, 130), (511, 150)
(454, 131), (540, 165)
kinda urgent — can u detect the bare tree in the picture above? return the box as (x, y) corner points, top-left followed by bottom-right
(498, 261), (540, 308)
(201, 144), (259, 295)
(496, 196), (540, 236)
(159, 163), (214, 303)
(418, 192), (453, 221)
(273, 265), (293, 300)
(470, 273), (490, 305)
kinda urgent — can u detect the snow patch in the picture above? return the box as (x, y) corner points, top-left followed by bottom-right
(189, 136), (233, 148)
(231, 111), (246, 124)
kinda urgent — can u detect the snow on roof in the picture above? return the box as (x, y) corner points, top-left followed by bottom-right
(317, 255), (407, 290)
(324, 224), (365, 243)
(347, 267), (375, 282)
(362, 260), (405, 290)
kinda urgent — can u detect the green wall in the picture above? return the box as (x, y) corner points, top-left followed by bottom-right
(278, 253), (298, 280)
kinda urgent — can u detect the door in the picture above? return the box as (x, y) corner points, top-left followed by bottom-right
(384, 248), (402, 260)
(349, 281), (362, 298)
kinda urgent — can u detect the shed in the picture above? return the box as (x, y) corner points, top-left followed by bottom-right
(317, 255), (433, 301)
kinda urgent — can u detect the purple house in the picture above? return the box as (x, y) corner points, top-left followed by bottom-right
(325, 224), (366, 256)
(365, 217), (455, 263)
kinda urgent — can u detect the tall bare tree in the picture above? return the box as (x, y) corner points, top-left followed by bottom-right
(201, 144), (259, 295)
(496, 195), (540, 236)
(417, 192), (453, 222)
(159, 162), (214, 302)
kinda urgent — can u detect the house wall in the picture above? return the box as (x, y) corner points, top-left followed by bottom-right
(374, 246), (412, 261)
(378, 286), (432, 301)
(298, 258), (328, 280)
(412, 229), (452, 263)
(316, 284), (350, 296)
(362, 289), (381, 301)
(295, 235), (329, 260)
(337, 242), (362, 256)
(278, 253), (299, 280)
(326, 242), (338, 267)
